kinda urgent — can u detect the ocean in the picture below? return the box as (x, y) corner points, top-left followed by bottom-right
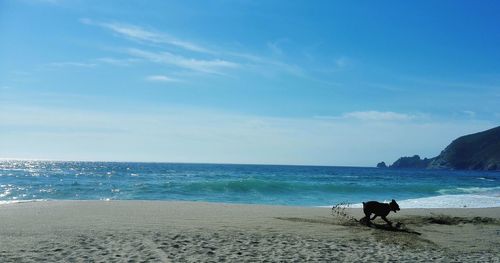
(0, 160), (498, 208)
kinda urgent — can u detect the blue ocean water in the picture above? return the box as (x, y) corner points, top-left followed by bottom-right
(0, 160), (499, 207)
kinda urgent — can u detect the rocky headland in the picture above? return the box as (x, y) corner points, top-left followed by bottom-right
(379, 126), (500, 171)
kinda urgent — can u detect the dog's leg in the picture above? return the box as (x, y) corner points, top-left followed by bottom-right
(381, 216), (392, 225)
(370, 215), (378, 220)
(362, 211), (372, 226)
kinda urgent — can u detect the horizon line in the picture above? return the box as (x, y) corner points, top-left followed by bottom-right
(0, 158), (377, 169)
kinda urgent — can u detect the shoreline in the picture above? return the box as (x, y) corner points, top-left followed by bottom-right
(1, 196), (499, 209)
(1, 200), (499, 262)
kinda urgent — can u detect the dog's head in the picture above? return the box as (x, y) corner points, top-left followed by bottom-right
(390, 199), (400, 213)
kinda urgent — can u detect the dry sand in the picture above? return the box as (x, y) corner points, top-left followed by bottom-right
(0, 201), (499, 262)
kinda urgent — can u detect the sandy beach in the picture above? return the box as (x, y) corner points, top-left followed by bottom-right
(0, 201), (498, 262)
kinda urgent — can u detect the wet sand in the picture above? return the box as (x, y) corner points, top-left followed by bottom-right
(0, 201), (499, 262)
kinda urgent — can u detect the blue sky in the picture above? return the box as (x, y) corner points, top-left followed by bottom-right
(1, 0), (499, 166)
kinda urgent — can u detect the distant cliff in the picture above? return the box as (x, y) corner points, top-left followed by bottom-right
(378, 126), (500, 171)
(428, 126), (500, 170)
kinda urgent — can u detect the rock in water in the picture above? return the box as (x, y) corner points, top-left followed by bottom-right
(390, 155), (431, 169)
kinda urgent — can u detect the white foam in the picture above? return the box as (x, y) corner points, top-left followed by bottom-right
(477, 177), (495, 182)
(397, 194), (500, 208)
(437, 186), (500, 195)
(334, 195), (500, 209)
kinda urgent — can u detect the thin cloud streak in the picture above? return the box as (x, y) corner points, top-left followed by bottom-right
(316, 111), (419, 122)
(47, 62), (97, 68)
(95, 57), (140, 66)
(343, 111), (415, 121)
(126, 48), (239, 74)
(226, 51), (305, 77)
(462, 110), (476, 118)
(145, 75), (179, 82)
(80, 18), (211, 54)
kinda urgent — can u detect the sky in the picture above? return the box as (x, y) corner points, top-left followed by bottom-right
(1, 0), (499, 166)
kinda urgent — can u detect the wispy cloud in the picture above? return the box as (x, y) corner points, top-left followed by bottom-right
(95, 57), (139, 66)
(145, 75), (179, 83)
(47, 62), (97, 68)
(227, 51), (305, 77)
(316, 111), (418, 122)
(343, 111), (415, 121)
(80, 18), (211, 54)
(40, 58), (138, 72)
(77, 18), (330, 80)
(79, 18), (318, 79)
(462, 110), (476, 118)
(127, 48), (239, 74)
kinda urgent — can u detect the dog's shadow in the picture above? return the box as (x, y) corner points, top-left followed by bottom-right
(359, 218), (421, 235)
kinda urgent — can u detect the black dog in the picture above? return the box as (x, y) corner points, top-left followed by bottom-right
(362, 199), (400, 226)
